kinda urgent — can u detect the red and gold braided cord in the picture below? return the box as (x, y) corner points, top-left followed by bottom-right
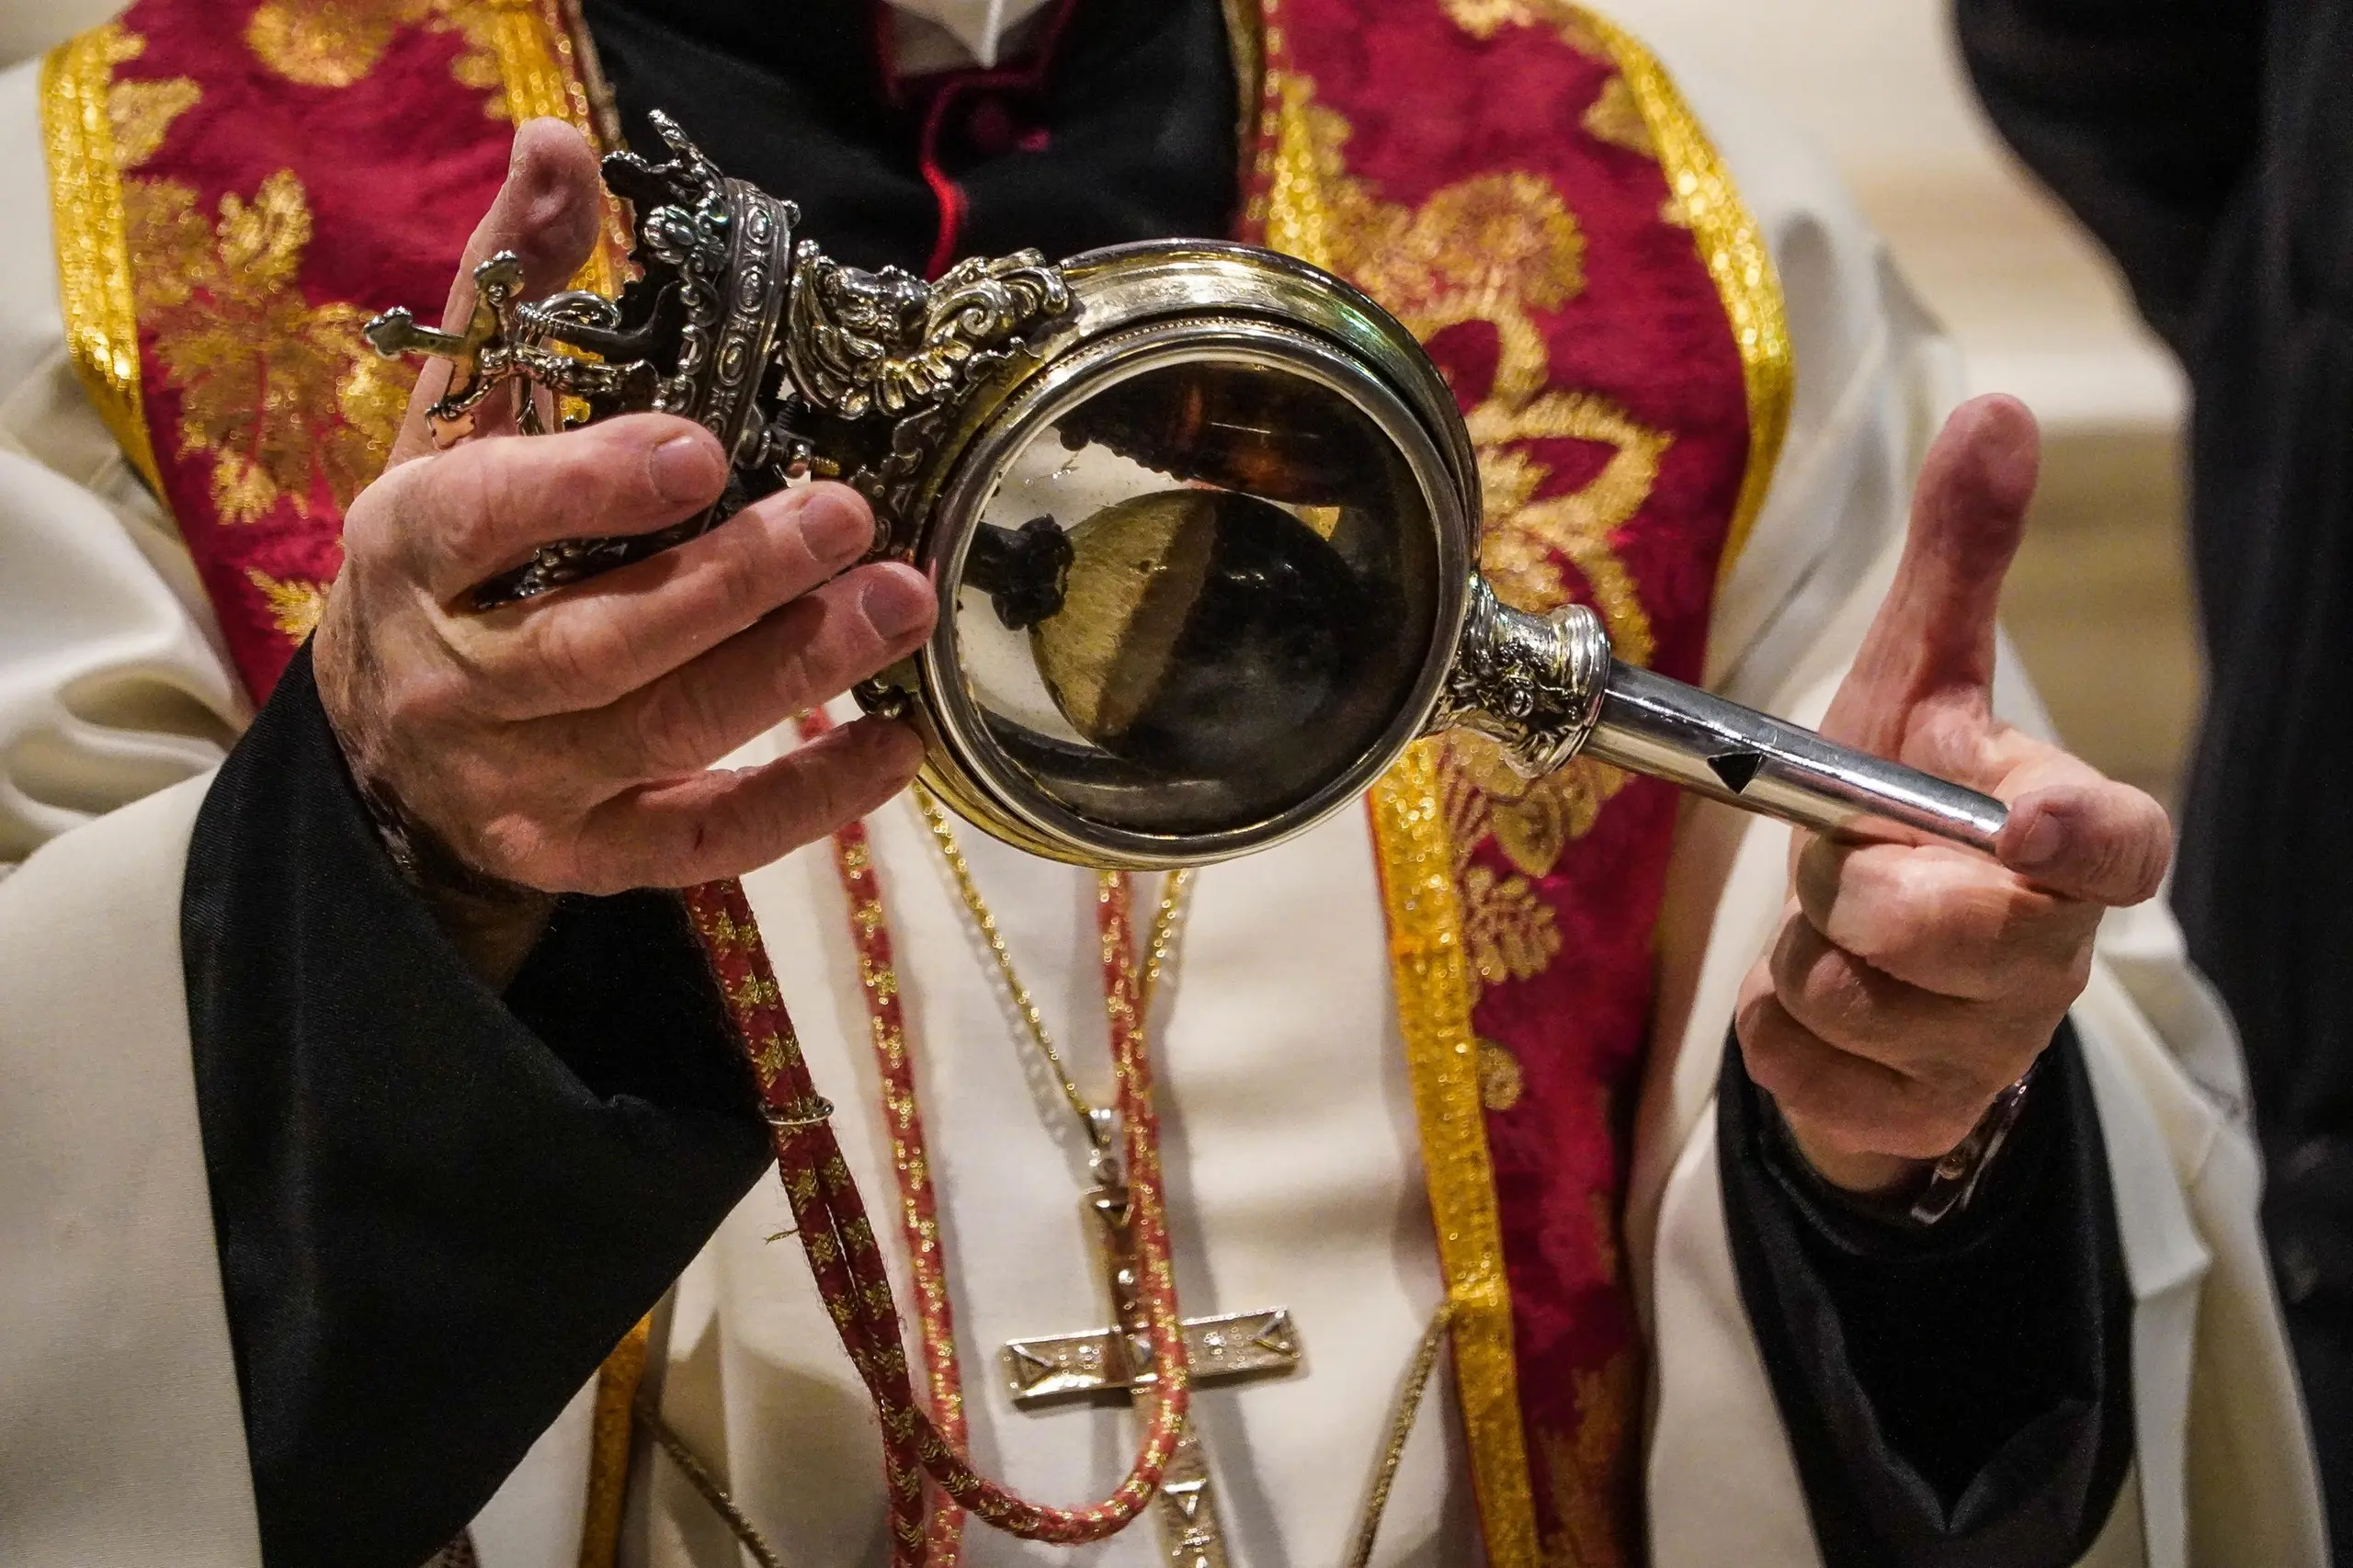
(686, 874), (929, 1554)
(678, 743), (1193, 1560)
(826, 812), (969, 1561)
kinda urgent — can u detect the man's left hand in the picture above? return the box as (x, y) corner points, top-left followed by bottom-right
(1734, 394), (2172, 1198)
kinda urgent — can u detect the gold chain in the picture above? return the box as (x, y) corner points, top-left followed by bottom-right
(913, 783), (1191, 1153)
(1343, 1301), (1453, 1568)
(632, 1390), (788, 1568)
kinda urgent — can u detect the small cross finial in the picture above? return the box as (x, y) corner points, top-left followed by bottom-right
(364, 252), (529, 447)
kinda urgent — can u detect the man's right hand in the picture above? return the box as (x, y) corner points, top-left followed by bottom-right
(313, 119), (934, 899)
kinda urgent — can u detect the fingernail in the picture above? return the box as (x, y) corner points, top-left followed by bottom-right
(648, 434), (722, 504)
(861, 572), (931, 639)
(793, 489), (875, 565)
(2009, 805), (2063, 869)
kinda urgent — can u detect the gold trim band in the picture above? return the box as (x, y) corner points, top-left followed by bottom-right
(1577, 6), (1793, 586)
(40, 24), (165, 497)
(1258, 67), (1337, 278)
(490, 0), (589, 134)
(576, 1312), (653, 1568)
(1368, 741), (1540, 1568)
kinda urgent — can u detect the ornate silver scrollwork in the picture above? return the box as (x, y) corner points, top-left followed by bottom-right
(369, 112), (1074, 602)
(784, 248), (1072, 423)
(1439, 579), (1612, 778)
(760, 246), (1069, 544)
(783, 246), (1074, 540)
(607, 111), (800, 458)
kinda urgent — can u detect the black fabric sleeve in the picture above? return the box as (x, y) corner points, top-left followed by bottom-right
(181, 644), (771, 1568)
(1951, 0), (2269, 350)
(1717, 1022), (2134, 1568)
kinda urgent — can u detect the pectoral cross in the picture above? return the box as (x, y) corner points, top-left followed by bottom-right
(1002, 1184), (1303, 1568)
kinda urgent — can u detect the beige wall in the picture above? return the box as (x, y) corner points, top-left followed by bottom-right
(1611, 0), (1998, 180)
(1610, 0), (2182, 430)
(1608, 0), (2201, 803)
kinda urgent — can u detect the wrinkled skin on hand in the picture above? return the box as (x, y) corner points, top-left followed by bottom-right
(313, 121), (935, 967)
(1734, 395), (2173, 1198)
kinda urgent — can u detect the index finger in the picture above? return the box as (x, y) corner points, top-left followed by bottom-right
(386, 118), (607, 468)
(389, 412), (728, 601)
(1995, 777), (2172, 906)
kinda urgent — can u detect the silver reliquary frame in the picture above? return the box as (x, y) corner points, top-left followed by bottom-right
(369, 113), (2006, 871)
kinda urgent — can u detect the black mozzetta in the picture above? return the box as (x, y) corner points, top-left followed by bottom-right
(179, 645), (769, 1568)
(1721, 1023), (2134, 1568)
(1959, 4), (2353, 1552)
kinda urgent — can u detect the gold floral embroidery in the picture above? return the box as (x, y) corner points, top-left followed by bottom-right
(1437, 746), (1561, 1001)
(124, 168), (413, 524)
(1454, 390), (1667, 873)
(1433, 3), (1794, 585)
(446, 6), (509, 109)
(1461, 862), (1563, 992)
(1302, 105), (1581, 400)
(108, 74), (199, 171)
(244, 567), (329, 642)
(1537, 1352), (1640, 1568)
(86, 26), (144, 74)
(1440, 734), (1494, 856)
(1279, 88), (1664, 880)
(1337, 168), (1585, 329)
(1442, 0), (1607, 57)
(1477, 1037), (1526, 1112)
(1466, 391), (1664, 654)
(1579, 74), (1654, 160)
(245, 0), (506, 117)
(1446, 731), (1627, 881)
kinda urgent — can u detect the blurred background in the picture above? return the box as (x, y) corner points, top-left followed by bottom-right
(1613, 0), (2199, 812)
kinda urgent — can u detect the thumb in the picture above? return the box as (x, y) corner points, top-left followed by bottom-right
(1824, 395), (2040, 750)
(387, 118), (607, 465)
